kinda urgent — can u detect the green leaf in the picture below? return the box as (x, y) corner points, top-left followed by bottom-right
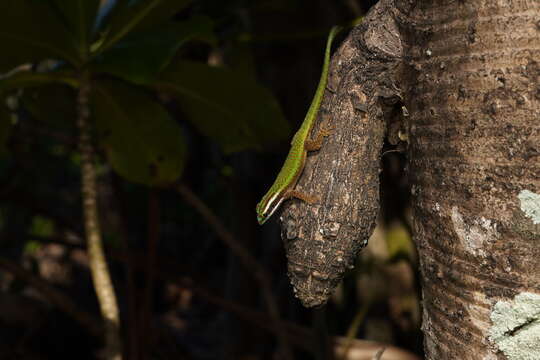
(97, 0), (192, 53)
(92, 16), (215, 84)
(0, 71), (78, 95)
(52, 0), (100, 54)
(156, 61), (290, 153)
(21, 84), (78, 129)
(93, 79), (186, 186)
(0, 0), (80, 70)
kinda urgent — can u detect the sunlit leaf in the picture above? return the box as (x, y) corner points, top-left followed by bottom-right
(386, 222), (415, 261)
(92, 16), (215, 84)
(93, 79), (186, 186)
(156, 61), (290, 154)
(98, 0), (192, 53)
(0, 0), (80, 70)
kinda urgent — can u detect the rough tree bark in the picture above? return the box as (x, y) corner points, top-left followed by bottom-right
(281, 0), (539, 358)
(404, 0), (540, 359)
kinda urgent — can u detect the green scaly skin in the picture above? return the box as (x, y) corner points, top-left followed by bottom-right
(256, 26), (342, 225)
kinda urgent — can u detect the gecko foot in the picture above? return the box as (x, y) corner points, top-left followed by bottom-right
(305, 122), (334, 151)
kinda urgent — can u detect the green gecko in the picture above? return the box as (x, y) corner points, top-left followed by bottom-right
(256, 26), (342, 225)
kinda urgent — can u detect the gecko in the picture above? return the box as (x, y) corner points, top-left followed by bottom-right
(256, 25), (342, 225)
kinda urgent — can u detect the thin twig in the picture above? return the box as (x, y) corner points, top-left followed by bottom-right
(77, 73), (122, 360)
(340, 301), (371, 360)
(372, 347), (386, 360)
(140, 188), (160, 358)
(175, 183), (294, 360)
(110, 173), (140, 360)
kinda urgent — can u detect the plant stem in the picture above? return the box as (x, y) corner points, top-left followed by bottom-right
(77, 72), (122, 360)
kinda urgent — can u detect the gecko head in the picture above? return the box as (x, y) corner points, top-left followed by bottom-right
(256, 201), (270, 225)
(256, 192), (283, 225)
(257, 212), (267, 225)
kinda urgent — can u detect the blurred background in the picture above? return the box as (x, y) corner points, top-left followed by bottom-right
(0, 0), (421, 359)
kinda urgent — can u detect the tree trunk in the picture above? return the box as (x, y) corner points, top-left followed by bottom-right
(281, 0), (539, 357)
(404, 0), (540, 359)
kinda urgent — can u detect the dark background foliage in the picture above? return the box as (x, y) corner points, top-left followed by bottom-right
(0, 0), (421, 359)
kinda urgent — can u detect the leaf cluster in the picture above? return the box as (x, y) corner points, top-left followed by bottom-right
(0, 0), (289, 186)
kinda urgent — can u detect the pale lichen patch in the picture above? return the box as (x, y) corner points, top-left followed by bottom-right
(488, 292), (540, 360)
(451, 206), (499, 256)
(518, 190), (540, 225)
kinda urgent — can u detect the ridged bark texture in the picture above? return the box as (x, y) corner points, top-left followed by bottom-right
(405, 0), (540, 359)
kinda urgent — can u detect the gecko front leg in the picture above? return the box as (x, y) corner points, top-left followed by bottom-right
(296, 122), (334, 204)
(304, 122), (334, 151)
